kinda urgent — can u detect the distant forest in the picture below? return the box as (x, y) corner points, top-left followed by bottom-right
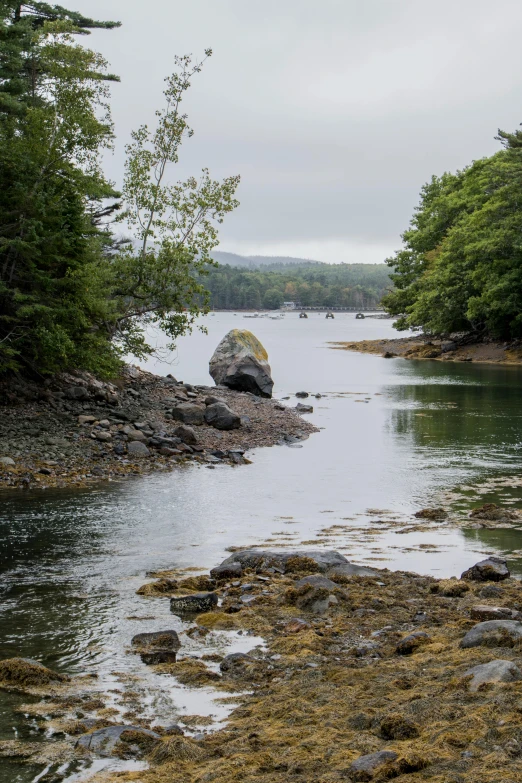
(205, 263), (392, 310)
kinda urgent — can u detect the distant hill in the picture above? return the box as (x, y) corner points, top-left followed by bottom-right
(211, 251), (324, 268)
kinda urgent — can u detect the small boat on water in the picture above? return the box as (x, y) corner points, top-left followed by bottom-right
(299, 312), (308, 319)
(325, 312), (335, 319)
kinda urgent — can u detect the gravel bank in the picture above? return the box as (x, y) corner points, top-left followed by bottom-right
(0, 366), (318, 491)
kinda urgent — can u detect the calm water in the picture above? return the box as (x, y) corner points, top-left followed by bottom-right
(2, 312), (522, 781)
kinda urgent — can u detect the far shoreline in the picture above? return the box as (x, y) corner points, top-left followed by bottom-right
(330, 335), (522, 366)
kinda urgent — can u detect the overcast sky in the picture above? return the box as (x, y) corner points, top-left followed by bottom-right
(77, 0), (522, 263)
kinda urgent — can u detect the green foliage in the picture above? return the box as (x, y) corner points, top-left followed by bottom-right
(206, 263), (391, 310)
(0, 8), (239, 377)
(111, 52), (240, 354)
(383, 129), (522, 339)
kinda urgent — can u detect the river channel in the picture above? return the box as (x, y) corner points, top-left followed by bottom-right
(1, 312), (522, 782)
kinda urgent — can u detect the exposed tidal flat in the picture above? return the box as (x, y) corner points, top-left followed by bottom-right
(2, 312), (522, 782)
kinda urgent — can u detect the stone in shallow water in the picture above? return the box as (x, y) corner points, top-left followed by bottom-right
(131, 630), (181, 664)
(170, 592), (218, 616)
(463, 659), (522, 691)
(76, 725), (160, 757)
(461, 557), (510, 582)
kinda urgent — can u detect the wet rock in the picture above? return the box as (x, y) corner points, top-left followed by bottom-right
(295, 574), (338, 590)
(461, 557), (510, 582)
(348, 750), (398, 781)
(173, 424), (198, 445)
(396, 631), (431, 655)
(295, 403), (313, 413)
(204, 402), (241, 430)
(209, 329), (274, 398)
(76, 725), (160, 757)
(460, 620), (522, 649)
(327, 563), (379, 580)
(463, 659), (522, 691)
(127, 441), (150, 458)
(469, 503), (521, 524)
(210, 563), (244, 581)
(470, 605), (516, 621)
(295, 391), (309, 398)
(414, 507), (447, 520)
(170, 592), (218, 616)
(170, 403), (205, 426)
(220, 652), (255, 676)
(219, 549), (348, 574)
(0, 657), (68, 687)
(131, 630), (181, 665)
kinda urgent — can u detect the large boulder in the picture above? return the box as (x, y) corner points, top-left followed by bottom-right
(209, 330), (274, 398)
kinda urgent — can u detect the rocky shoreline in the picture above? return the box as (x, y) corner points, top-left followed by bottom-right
(2, 548), (522, 782)
(0, 366), (318, 491)
(331, 336), (522, 365)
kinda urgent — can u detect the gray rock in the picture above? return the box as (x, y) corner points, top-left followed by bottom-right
(295, 391), (309, 398)
(123, 426), (148, 442)
(295, 574), (338, 590)
(209, 329), (274, 398)
(460, 620), (522, 649)
(205, 395), (225, 406)
(76, 725), (159, 757)
(127, 441), (150, 458)
(463, 659), (522, 691)
(170, 403), (205, 426)
(0, 457), (15, 466)
(219, 549), (348, 574)
(170, 592), (218, 616)
(220, 652), (255, 675)
(95, 431), (111, 442)
(65, 385), (89, 400)
(204, 402), (241, 430)
(295, 587), (332, 615)
(470, 605), (516, 621)
(210, 562), (243, 581)
(327, 563), (379, 580)
(295, 403), (313, 413)
(131, 630), (181, 665)
(173, 424), (199, 445)
(461, 557), (510, 582)
(348, 750), (398, 781)
(78, 415), (96, 425)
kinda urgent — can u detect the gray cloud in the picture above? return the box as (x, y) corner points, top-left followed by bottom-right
(79, 0), (522, 262)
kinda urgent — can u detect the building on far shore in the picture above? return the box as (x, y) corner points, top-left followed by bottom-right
(282, 301), (297, 310)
